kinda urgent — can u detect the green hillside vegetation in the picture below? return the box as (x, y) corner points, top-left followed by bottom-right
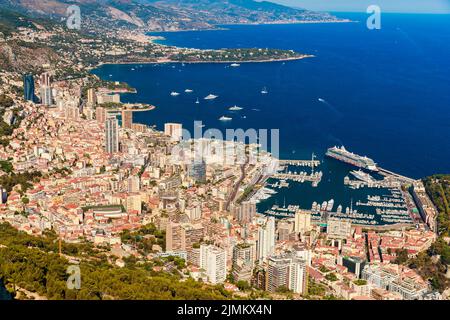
(0, 223), (232, 300)
(405, 175), (450, 292)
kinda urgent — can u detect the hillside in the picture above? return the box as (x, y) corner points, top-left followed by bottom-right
(0, 0), (341, 33)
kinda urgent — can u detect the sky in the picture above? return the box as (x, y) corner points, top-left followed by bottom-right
(270, 0), (450, 13)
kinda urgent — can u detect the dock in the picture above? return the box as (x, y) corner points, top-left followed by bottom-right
(278, 159), (320, 167)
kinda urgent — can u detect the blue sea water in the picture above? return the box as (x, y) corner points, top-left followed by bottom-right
(92, 13), (450, 222)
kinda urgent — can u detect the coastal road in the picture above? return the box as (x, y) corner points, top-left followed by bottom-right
(225, 155), (250, 211)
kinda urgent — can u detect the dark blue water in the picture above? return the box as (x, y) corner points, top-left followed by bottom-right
(93, 13), (450, 179)
(0, 280), (12, 300)
(92, 13), (450, 224)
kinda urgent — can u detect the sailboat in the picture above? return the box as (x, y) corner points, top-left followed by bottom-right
(195, 98), (200, 104)
(261, 87), (268, 94)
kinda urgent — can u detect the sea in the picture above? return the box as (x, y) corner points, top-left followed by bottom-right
(0, 280), (12, 300)
(92, 13), (450, 224)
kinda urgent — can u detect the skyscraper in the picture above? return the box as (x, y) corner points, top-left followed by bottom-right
(40, 72), (51, 87)
(200, 244), (227, 284)
(235, 200), (256, 223)
(257, 216), (275, 262)
(267, 252), (308, 295)
(87, 88), (96, 105)
(40, 86), (53, 106)
(122, 110), (133, 129)
(105, 116), (119, 154)
(23, 74), (35, 102)
(96, 106), (106, 124)
(38, 72), (53, 106)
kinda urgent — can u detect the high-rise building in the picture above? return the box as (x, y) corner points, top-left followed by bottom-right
(166, 222), (184, 252)
(267, 252), (308, 295)
(235, 201), (256, 223)
(164, 123), (183, 141)
(23, 74), (35, 102)
(166, 223), (204, 252)
(200, 244), (227, 284)
(232, 243), (255, 282)
(38, 72), (53, 106)
(105, 116), (119, 154)
(87, 88), (96, 105)
(40, 72), (51, 87)
(122, 110), (133, 129)
(96, 106), (106, 124)
(188, 158), (207, 183)
(127, 175), (140, 193)
(40, 86), (53, 106)
(294, 210), (312, 235)
(257, 217), (275, 262)
(126, 194), (142, 214)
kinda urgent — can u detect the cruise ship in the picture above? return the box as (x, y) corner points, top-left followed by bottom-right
(326, 146), (378, 172)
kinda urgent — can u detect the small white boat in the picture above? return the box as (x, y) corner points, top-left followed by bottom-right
(318, 98), (325, 102)
(230, 63), (240, 67)
(195, 98), (200, 104)
(219, 116), (232, 121)
(261, 87), (268, 94)
(171, 92), (180, 96)
(229, 105), (243, 111)
(185, 89), (193, 93)
(204, 94), (218, 100)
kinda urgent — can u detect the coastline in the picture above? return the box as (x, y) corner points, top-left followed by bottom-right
(96, 54), (314, 68)
(147, 18), (355, 35)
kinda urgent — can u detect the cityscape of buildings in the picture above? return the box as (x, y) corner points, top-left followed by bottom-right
(0, 3), (448, 301)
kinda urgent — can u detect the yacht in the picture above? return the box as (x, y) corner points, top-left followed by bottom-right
(318, 98), (325, 102)
(170, 91), (180, 96)
(219, 116), (232, 121)
(204, 94), (218, 100)
(185, 89), (193, 93)
(229, 105), (243, 111)
(230, 63), (240, 67)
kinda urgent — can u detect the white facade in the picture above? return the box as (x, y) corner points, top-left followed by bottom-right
(200, 244), (227, 284)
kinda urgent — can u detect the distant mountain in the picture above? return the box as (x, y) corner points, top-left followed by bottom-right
(0, 0), (339, 33)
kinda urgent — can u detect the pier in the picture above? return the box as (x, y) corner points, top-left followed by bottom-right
(278, 159), (320, 167)
(378, 167), (416, 184)
(272, 171), (323, 187)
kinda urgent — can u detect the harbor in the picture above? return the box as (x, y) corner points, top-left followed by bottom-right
(255, 148), (418, 227)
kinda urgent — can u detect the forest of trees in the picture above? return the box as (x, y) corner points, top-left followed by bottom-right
(0, 223), (233, 300)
